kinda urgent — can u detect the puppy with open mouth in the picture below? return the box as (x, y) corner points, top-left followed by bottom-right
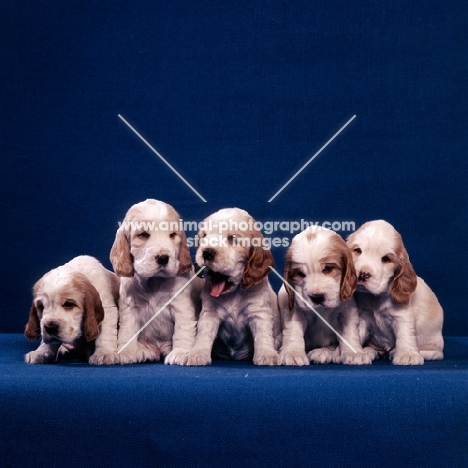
(185, 208), (281, 366)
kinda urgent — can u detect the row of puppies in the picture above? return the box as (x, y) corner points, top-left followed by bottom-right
(25, 199), (444, 366)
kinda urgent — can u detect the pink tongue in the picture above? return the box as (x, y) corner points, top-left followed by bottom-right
(210, 280), (227, 297)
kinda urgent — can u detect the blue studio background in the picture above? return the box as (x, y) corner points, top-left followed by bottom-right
(1, 2), (468, 468)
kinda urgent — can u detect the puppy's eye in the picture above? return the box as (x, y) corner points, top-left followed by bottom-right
(353, 248), (362, 255)
(227, 234), (236, 244)
(381, 255), (392, 263)
(323, 265), (334, 274)
(62, 301), (76, 310)
(138, 232), (150, 240)
(36, 302), (44, 313)
(293, 270), (306, 278)
(170, 232), (177, 239)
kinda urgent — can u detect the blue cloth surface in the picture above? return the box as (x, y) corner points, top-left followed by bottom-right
(1, 334), (467, 468)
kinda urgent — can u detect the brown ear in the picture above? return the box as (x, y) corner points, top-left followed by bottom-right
(241, 240), (274, 289)
(24, 302), (41, 341)
(283, 250), (295, 310)
(110, 228), (134, 277)
(177, 231), (193, 274)
(340, 246), (357, 302)
(73, 274), (105, 342)
(391, 241), (417, 305)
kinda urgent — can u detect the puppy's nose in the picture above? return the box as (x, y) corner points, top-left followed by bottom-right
(359, 271), (372, 282)
(156, 254), (169, 266)
(202, 248), (215, 261)
(44, 322), (59, 336)
(309, 294), (325, 305)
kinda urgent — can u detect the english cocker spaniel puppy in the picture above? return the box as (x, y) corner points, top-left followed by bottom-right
(347, 220), (444, 365)
(279, 227), (372, 365)
(185, 208), (281, 366)
(110, 199), (202, 365)
(24, 255), (120, 365)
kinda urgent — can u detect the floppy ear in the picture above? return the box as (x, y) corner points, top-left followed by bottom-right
(110, 228), (134, 277)
(283, 250), (295, 310)
(391, 242), (417, 305)
(24, 302), (41, 341)
(340, 246), (357, 302)
(241, 240), (274, 289)
(177, 231), (193, 275)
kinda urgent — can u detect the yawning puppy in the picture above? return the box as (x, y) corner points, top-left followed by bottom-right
(110, 199), (202, 365)
(185, 208), (281, 366)
(24, 255), (119, 364)
(347, 220), (444, 365)
(279, 227), (372, 365)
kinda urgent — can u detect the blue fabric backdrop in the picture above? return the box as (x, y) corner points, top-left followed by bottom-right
(1, 0), (466, 336)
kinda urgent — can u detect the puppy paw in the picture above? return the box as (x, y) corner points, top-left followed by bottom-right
(24, 350), (56, 364)
(164, 349), (189, 366)
(362, 346), (379, 362)
(280, 350), (310, 366)
(420, 350), (444, 361)
(253, 349), (280, 366)
(118, 346), (160, 365)
(392, 350), (424, 366)
(308, 348), (333, 364)
(185, 349), (212, 366)
(341, 351), (373, 365)
(89, 351), (119, 365)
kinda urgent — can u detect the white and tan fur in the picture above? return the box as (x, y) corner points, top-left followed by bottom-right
(110, 199), (202, 365)
(347, 220), (444, 365)
(185, 208), (281, 366)
(279, 228), (372, 365)
(24, 255), (120, 365)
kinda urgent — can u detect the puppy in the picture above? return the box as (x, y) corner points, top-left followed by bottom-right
(110, 199), (202, 365)
(185, 208), (281, 366)
(24, 255), (120, 365)
(279, 227), (372, 365)
(347, 220), (444, 365)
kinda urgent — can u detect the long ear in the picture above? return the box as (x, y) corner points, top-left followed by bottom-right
(340, 246), (357, 302)
(391, 240), (417, 305)
(241, 241), (274, 289)
(110, 227), (134, 277)
(24, 302), (41, 341)
(177, 230), (192, 274)
(283, 250), (295, 310)
(73, 274), (105, 342)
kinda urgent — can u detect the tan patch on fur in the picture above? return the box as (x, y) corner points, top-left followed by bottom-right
(391, 231), (417, 305)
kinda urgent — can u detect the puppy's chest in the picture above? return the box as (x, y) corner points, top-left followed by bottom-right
(133, 292), (174, 339)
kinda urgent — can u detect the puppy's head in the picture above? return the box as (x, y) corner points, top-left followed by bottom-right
(24, 268), (105, 344)
(110, 199), (192, 278)
(284, 228), (357, 310)
(195, 208), (274, 297)
(347, 220), (417, 304)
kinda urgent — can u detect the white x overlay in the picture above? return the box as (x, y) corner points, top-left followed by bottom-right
(118, 114), (207, 202)
(268, 115), (356, 202)
(268, 266), (358, 353)
(117, 266), (206, 354)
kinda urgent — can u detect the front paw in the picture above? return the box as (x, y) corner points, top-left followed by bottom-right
(308, 348), (334, 364)
(362, 346), (379, 362)
(186, 349), (212, 366)
(164, 349), (189, 366)
(118, 346), (160, 364)
(24, 350), (56, 364)
(253, 348), (280, 366)
(341, 351), (373, 365)
(89, 350), (119, 365)
(280, 350), (309, 366)
(392, 350), (424, 366)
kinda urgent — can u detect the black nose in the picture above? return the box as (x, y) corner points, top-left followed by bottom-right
(44, 322), (59, 336)
(157, 254), (170, 266)
(309, 294), (325, 305)
(359, 271), (372, 282)
(202, 248), (215, 261)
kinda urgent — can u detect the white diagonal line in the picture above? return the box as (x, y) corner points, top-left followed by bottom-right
(118, 114), (207, 202)
(117, 266), (206, 354)
(268, 115), (356, 202)
(268, 266), (357, 353)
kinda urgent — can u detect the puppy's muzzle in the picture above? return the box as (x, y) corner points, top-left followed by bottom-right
(156, 254), (170, 266)
(309, 294), (325, 305)
(43, 321), (60, 336)
(202, 248), (216, 262)
(358, 271), (372, 282)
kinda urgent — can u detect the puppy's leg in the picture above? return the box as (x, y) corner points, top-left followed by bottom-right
(25, 341), (61, 364)
(391, 313), (424, 366)
(279, 310), (309, 366)
(249, 311), (280, 366)
(419, 333), (444, 360)
(339, 309), (373, 365)
(89, 305), (119, 365)
(186, 308), (221, 366)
